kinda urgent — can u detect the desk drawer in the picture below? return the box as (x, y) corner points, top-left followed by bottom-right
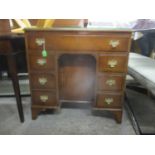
(26, 32), (130, 52)
(32, 90), (57, 106)
(98, 74), (125, 91)
(98, 54), (128, 72)
(96, 93), (122, 108)
(30, 73), (56, 89)
(28, 54), (55, 71)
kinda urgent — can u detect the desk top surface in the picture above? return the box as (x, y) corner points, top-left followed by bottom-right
(24, 27), (132, 33)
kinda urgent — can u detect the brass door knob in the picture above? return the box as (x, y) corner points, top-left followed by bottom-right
(104, 98), (113, 105)
(108, 59), (118, 68)
(37, 58), (46, 66)
(109, 40), (120, 48)
(106, 79), (116, 86)
(40, 95), (48, 102)
(38, 78), (47, 85)
(35, 38), (45, 46)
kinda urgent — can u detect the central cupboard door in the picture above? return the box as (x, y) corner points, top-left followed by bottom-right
(58, 54), (96, 101)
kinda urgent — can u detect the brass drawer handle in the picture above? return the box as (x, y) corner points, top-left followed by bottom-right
(108, 59), (118, 68)
(38, 78), (47, 85)
(40, 95), (48, 102)
(109, 40), (120, 48)
(105, 98), (113, 105)
(35, 38), (45, 46)
(37, 59), (46, 66)
(106, 79), (116, 86)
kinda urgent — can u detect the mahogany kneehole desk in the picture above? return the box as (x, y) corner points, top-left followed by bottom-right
(25, 28), (132, 123)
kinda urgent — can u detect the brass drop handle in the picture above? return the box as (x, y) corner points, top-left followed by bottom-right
(108, 59), (118, 68)
(109, 40), (120, 48)
(37, 59), (46, 66)
(106, 79), (116, 86)
(38, 78), (47, 85)
(105, 98), (113, 105)
(35, 38), (45, 46)
(40, 95), (48, 102)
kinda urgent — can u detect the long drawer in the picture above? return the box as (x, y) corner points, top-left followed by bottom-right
(97, 74), (125, 91)
(30, 73), (56, 90)
(96, 93), (123, 108)
(31, 90), (57, 106)
(98, 54), (128, 73)
(26, 32), (130, 52)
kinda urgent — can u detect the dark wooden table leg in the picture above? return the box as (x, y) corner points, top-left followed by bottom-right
(6, 54), (24, 122)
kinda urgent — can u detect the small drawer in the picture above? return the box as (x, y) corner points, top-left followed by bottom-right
(30, 73), (56, 89)
(98, 74), (125, 91)
(26, 32), (130, 52)
(32, 90), (57, 106)
(28, 54), (55, 71)
(98, 54), (128, 72)
(96, 93), (123, 108)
